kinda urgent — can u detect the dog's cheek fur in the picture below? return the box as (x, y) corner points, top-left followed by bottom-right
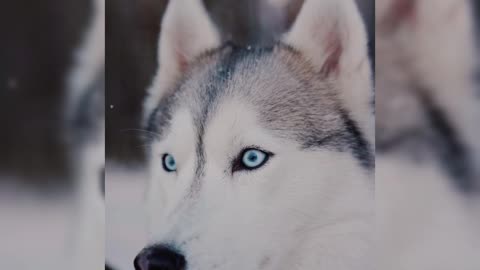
(181, 150), (372, 270)
(146, 109), (198, 238)
(147, 100), (373, 269)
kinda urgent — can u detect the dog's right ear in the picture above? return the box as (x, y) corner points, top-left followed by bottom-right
(279, 0), (374, 145)
(144, 0), (221, 122)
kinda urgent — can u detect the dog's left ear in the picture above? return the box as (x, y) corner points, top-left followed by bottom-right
(282, 0), (368, 77)
(283, 0), (373, 145)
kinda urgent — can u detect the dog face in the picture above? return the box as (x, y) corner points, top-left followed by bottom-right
(139, 0), (374, 269)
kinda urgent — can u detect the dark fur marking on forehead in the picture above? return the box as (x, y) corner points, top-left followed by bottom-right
(143, 44), (236, 140)
(191, 45), (245, 184)
(190, 43), (276, 193)
(145, 91), (177, 142)
(145, 43), (276, 142)
(191, 128), (205, 194)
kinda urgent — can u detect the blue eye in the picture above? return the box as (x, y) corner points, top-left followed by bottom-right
(162, 153), (177, 172)
(237, 148), (270, 171)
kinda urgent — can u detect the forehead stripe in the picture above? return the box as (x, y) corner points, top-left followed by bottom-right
(189, 45), (253, 195)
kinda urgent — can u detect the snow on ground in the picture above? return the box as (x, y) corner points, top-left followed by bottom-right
(106, 164), (148, 270)
(0, 178), (74, 270)
(0, 165), (148, 270)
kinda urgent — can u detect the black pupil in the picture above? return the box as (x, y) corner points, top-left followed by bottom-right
(248, 153), (257, 162)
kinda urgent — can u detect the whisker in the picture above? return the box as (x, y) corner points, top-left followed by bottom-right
(120, 128), (161, 139)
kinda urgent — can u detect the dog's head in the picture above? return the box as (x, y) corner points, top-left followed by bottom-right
(138, 0), (373, 269)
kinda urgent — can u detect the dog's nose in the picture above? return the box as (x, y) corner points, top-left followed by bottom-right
(134, 245), (186, 270)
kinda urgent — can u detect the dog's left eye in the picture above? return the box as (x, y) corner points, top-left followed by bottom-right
(162, 153), (177, 172)
(232, 148), (272, 173)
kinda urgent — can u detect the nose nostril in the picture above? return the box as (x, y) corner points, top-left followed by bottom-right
(134, 245), (186, 270)
(134, 252), (151, 270)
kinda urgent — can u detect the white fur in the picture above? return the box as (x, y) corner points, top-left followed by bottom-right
(147, 99), (373, 270)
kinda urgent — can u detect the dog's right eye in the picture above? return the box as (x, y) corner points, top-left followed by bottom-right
(232, 147), (273, 173)
(162, 153), (177, 172)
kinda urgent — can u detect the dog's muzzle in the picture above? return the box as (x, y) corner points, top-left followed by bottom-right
(134, 245), (186, 270)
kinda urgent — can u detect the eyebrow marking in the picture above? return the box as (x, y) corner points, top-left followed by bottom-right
(191, 122), (206, 195)
(145, 90), (178, 142)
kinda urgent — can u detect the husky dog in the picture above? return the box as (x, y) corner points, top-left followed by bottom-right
(64, 0), (105, 269)
(376, 0), (480, 269)
(136, 0), (374, 269)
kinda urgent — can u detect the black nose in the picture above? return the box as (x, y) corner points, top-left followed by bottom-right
(134, 245), (186, 270)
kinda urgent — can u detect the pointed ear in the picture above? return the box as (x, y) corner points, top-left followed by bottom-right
(283, 0), (374, 146)
(158, 0), (220, 76)
(144, 0), (221, 122)
(282, 0), (368, 77)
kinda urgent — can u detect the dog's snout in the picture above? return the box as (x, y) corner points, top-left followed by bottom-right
(134, 245), (186, 270)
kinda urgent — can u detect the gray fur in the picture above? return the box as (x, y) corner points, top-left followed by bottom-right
(147, 43), (374, 170)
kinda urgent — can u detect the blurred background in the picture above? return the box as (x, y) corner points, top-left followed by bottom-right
(0, 0), (91, 188)
(376, 0), (480, 269)
(0, 0), (104, 269)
